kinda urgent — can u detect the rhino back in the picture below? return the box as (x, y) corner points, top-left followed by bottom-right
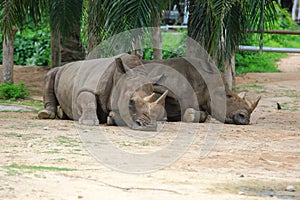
(55, 58), (116, 120)
(144, 58), (211, 114)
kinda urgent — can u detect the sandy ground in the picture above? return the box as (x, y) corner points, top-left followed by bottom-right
(0, 55), (300, 200)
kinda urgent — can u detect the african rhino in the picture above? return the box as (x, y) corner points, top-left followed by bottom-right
(141, 57), (260, 125)
(38, 53), (167, 131)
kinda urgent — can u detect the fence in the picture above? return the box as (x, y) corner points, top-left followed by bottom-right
(239, 30), (300, 53)
(161, 25), (300, 54)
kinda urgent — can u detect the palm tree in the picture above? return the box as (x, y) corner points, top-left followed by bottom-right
(188, 0), (277, 88)
(0, 0), (45, 83)
(48, 0), (85, 67)
(0, 0), (85, 83)
(86, 0), (170, 59)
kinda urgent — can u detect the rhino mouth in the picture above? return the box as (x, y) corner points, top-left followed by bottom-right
(132, 121), (157, 131)
(131, 114), (157, 131)
(225, 113), (250, 125)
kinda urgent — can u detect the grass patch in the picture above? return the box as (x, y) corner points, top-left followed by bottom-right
(0, 99), (43, 108)
(279, 102), (299, 112)
(2, 132), (23, 138)
(42, 149), (61, 154)
(4, 164), (76, 171)
(283, 90), (300, 98)
(235, 52), (282, 74)
(57, 136), (80, 147)
(234, 84), (265, 93)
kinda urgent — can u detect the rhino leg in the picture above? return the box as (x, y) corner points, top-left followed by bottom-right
(183, 108), (208, 123)
(38, 68), (60, 119)
(77, 91), (99, 126)
(107, 111), (126, 126)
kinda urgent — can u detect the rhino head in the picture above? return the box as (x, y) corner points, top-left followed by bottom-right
(224, 88), (261, 125)
(111, 56), (167, 131)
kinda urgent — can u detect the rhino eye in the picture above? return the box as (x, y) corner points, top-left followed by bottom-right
(129, 99), (135, 105)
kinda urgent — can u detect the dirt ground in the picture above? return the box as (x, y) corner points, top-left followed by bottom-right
(0, 55), (300, 200)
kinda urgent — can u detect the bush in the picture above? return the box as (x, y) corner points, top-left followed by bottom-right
(0, 82), (29, 100)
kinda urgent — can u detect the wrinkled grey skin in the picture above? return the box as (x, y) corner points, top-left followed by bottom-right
(142, 57), (260, 125)
(38, 53), (166, 131)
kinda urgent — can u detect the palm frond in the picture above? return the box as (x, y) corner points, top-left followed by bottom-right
(1, 0), (46, 37)
(1, 0), (19, 37)
(102, 0), (167, 40)
(189, 0), (278, 64)
(49, 0), (83, 38)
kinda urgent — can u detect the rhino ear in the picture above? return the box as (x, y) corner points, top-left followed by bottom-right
(151, 74), (166, 85)
(115, 58), (131, 74)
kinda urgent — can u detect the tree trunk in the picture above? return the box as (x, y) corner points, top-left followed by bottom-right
(2, 26), (18, 84)
(223, 54), (235, 90)
(50, 30), (61, 68)
(60, 0), (85, 65)
(60, 33), (85, 65)
(151, 18), (162, 60)
(187, 0), (195, 38)
(51, 31), (85, 68)
(50, 0), (84, 67)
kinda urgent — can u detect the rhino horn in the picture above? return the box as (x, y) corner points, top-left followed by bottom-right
(143, 93), (156, 103)
(250, 96), (261, 113)
(154, 90), (168, 105)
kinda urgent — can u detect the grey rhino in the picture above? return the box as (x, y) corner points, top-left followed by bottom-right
(142, 57), (260, 125)
(38, 53), (167, 131)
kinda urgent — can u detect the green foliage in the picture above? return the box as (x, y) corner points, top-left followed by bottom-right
(0, 82), (29, 100)
(189, 0), (278, 64)
(15, 19), (50, 66)
(143, 31), (186, 60)
(0, 18), (50, 66)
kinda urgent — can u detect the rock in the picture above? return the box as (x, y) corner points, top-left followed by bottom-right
(285, 185), (296, 192)
(27, 143), (33, 148)
(43, 126), (49, 130)
(238, 191), (245, 195)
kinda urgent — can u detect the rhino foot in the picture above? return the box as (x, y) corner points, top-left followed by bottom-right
(107, 111), (116, 126)
(183, 108), (207, 123)
(79, 108), (99, 126)
(199, 111), (208, 122)
(38, 109), (56, 119)
(79, 118), (99, 126)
